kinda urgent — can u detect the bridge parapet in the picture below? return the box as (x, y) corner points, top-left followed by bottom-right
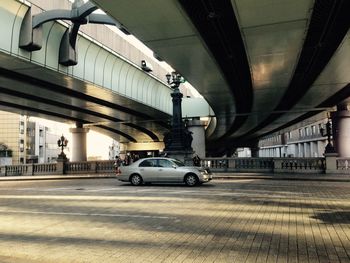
(337, 158), (350, 170)
(1, 157), (350, 177)
(190, 157), (327, 174)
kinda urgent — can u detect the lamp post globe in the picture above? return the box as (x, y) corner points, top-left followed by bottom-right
(57, 134), (68, 161)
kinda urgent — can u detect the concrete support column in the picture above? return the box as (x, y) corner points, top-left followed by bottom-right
(331, 104), (350, 157)
(69, 123), (89, 162)
(187, 118), (206, 158)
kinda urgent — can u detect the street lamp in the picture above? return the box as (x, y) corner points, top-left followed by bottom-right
(319, 117), (335, 153)
(166, 72), (185, 90)
(163, 72), (193, 154)
(57, 134), (68, 160)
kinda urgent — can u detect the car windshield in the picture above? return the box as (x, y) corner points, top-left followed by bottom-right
(172, 159), (185, 167)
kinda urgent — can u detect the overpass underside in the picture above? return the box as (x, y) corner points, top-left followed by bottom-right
(92, 0), (350, 156)
(0, 0), (350, 157)
(0, 0), (177, 147)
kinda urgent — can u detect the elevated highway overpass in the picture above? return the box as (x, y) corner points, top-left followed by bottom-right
(92, 0), (350, 155)
(0, 0), (350, 157)
(0, 0), (213, 149)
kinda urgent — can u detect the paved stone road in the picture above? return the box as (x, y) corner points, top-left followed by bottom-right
(0, 177), (349, 262)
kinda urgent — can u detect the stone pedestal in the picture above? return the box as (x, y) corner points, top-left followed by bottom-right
(56, 159), (66, 174)
(324, 152), (339, 174)
(69, 126), (89, 162)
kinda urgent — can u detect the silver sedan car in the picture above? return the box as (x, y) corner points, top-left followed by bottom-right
(117, 157), (212, 186)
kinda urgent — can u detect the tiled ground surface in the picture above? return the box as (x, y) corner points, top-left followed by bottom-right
(0, 177), (348, 262)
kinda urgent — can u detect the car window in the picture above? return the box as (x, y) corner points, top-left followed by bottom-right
(139, 159), (157, 167)
(172, 159), (185, 167)
(158, 159), (173, 168)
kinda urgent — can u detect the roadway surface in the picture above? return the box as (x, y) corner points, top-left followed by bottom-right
(0, 177), (349, 262)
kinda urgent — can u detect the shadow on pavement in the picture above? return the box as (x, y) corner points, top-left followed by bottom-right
(312, 210), (350, 224)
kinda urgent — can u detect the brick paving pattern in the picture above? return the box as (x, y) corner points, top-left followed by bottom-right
(0, 177), (348, 262)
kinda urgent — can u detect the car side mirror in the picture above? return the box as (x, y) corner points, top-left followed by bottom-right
(172, 165), (177, 169)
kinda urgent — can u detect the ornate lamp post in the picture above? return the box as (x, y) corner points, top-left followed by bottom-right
(319, 116), (336, 153)
(163, 72), (193, 155)
(166, 72), (185, 132)
(57, 134), (68, 160)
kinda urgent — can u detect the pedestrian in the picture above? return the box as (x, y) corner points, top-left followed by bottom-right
(114, 155), (122, 174)
(125, 153), (131, 165)
(192, 154), (201, 167)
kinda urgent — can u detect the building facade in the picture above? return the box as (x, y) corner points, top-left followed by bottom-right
(0, 111), (67, 164)
(258, 118), (328, 158)
(26, 121), (62, 163)
(0, 111), (26, 164)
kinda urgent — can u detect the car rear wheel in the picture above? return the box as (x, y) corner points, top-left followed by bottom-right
(130, 174), (142, 186)
(184, 174), (198, 186)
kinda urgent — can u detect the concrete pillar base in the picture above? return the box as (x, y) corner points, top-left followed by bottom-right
(69, 127), (89, 162)
(332, 109), (350, 157)
(187, 118), (206, 158)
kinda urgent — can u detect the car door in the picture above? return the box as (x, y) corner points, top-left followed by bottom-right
(156, 159), (182, 182)
(138, 159), (158, 182)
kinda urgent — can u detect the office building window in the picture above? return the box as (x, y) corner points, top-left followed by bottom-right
(305, 127), (309, 136)
(20, 139), (24, 152)
(311, 125), (316, 135)
(20, 121), (25, 134)
(299, 129), (303, 138)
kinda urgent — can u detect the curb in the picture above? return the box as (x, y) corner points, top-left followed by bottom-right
(0, 174), (116, 182)
(213, 175), (350, 182)
(0, 174), (349, 183)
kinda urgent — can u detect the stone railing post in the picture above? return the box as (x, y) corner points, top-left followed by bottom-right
(324, 153), (338, 174)
(27, 164), (34, 175)
(273, 158), (282, 173)
(90, 161), (97, 173)
(56, 159), (66, 174)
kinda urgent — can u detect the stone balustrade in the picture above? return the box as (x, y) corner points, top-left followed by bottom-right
(33, 163), (57, 174)
(199, 157), (325, 173)
(200, 157), (274, 173)
(0, 160), (115, 176)
(274, 158), (325, 173)
(0, 157), (349, 177)
(336, 158), (350, 170)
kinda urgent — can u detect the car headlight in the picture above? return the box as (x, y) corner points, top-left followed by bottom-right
(198, 168), (210, 174)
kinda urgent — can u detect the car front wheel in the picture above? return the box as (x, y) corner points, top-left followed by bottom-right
(130, 174), (143, 186)
(184, 174), (198, 186)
